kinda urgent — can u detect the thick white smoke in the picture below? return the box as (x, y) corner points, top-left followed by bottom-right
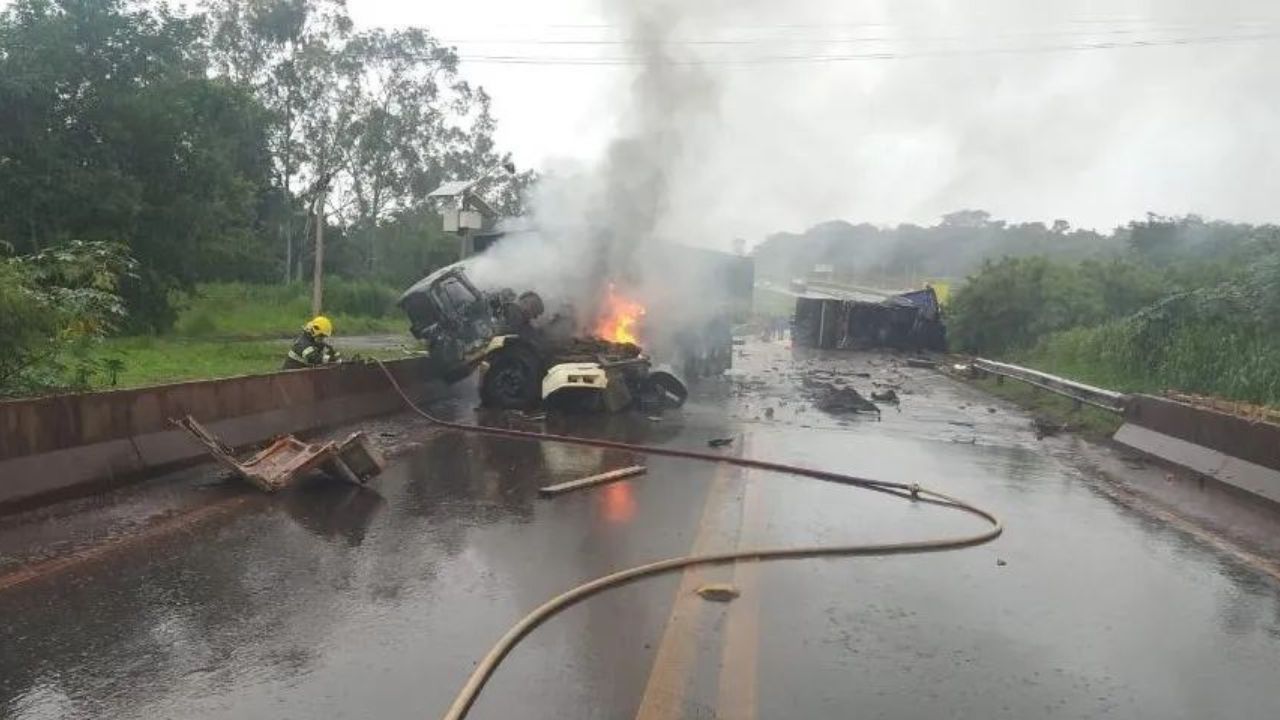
(465, 0), (1280, 338)
(357, 0), (1280, 241)
(466, 0), (734, 355)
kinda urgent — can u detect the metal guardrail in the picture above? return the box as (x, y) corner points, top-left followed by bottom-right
(972, 358), (1129, 413)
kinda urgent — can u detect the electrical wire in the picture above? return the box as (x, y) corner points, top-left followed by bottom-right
(372, 361), (1003, 720)
(450, 31), (1280, 66)
(439, 21), (1278, 46)
(451, 17), (1278, 32)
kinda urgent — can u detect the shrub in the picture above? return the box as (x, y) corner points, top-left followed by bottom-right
(0, 242), (135, 397)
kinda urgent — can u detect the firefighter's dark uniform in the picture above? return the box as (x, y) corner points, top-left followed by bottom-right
(283, 332), (340, 369)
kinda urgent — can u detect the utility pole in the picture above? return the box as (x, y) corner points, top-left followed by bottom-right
(311, 192), (325, 316)
(283, 223), (291, 284)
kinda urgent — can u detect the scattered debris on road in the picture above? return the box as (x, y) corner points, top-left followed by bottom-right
(996, 558), (1008, 567)
(708, 437), (735, 448)
(816, 386), (881, 415)
(1032, 416), (1066, 439)
(696, 583), (741, 602)
(539, 465), (647, 496)
(173, 415), (383, 492)
(871, 389), (899, 404)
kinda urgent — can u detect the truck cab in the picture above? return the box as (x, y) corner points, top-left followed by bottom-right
(397, 264), (501, 381)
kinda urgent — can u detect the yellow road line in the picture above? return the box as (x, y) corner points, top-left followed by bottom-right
(716, 473), (765, 719)
(634, 464), (735, 720)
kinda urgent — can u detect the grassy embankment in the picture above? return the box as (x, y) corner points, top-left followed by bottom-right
(962, 372), (1124, 441)
(90, 280), (411, 389)
(961, 314), (1280, 441)
(947, 251), (1280, 434)
(1019, 322), (1280, 406)
(964, 312), (1280, 441)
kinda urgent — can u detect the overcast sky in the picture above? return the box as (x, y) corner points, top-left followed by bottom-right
(347, 0), (1280, 241)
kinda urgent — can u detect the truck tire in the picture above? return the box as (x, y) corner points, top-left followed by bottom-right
(480, 345), (542, 409)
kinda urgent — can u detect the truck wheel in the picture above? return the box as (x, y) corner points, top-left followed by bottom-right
(480, 346), (542, 409)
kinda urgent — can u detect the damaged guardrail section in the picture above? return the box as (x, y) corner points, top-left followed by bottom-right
(0, 358), (437, 510)
(972, 358), (1128, 413)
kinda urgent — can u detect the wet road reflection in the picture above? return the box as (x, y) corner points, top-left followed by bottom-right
(0, 340), (1278, 720)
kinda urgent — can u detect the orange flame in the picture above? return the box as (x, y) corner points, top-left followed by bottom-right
(595, 285), (645, 344)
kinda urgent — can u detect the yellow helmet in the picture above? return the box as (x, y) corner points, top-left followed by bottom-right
(305, 315), (334, 338)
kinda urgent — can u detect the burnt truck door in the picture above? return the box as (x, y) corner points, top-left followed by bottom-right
(399, 267), (499, 381)
(429, 272), (497, 376)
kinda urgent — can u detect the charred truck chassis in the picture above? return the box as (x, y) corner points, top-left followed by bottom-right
(397, 264), (687, 411)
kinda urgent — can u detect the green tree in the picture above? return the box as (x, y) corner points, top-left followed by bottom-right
(206, 0), (530, 290)
(948, 256), (1101, 355)
(0, 0), (274, 330)
(205, 0), (352, 283)
(0, 241), (136, 396)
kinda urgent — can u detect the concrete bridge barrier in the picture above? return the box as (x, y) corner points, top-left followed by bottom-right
(1116, 394), (1280, 506)
(0, 359), (439, 511)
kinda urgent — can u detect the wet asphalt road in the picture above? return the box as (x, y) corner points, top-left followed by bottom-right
(3, 339), (1280, 719)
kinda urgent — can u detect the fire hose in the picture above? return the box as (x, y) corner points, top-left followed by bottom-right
(373, 361), (1003, 720)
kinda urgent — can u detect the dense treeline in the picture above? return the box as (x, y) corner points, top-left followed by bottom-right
(753, 210), (1111, 285)
(0, 0), (528, 332)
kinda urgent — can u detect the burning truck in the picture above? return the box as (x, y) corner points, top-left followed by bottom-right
(396, 263), (689, 412)
(397, 230), (752, 412)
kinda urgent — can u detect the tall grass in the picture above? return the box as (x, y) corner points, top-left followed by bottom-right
(172, 280), (403, 338)
(1022, 314), (1280, 406)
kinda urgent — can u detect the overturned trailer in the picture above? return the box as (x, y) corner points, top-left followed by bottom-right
(793, 287), (946, 352)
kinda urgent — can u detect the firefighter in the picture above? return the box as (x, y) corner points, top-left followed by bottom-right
(283, 315), (341, 369)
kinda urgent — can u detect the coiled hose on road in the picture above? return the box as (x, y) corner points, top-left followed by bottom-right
(374, 361), (1003, 720)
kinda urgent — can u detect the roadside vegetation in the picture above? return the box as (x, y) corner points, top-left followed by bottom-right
(1, 263), (409, 394)
(946, 216), (1280, 407)
(965, 374), (1123, 442)
(172, 281), (403, 339)
(0, 0), (524, 398)
(88, 281), (410, 390)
